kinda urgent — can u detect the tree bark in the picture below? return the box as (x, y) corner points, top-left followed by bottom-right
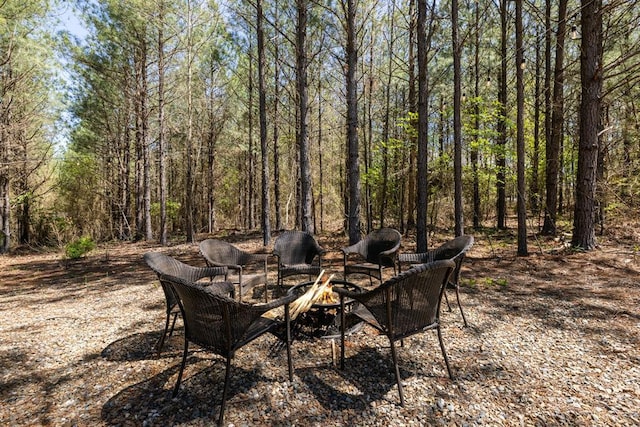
(346, 0), (361, 244)
(542, 0), (568, 235)
(515, 0), (528, 256)
(257, 0), (271, 245)
(452, 0), (464, 237)
(416, 0), (429, 252)
(572, 0), (602, 250)
(496, 0), (507, 230)
(296, 0), (314, 233)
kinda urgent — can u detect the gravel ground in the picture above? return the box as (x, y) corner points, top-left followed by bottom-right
(1, 230), (639, 426)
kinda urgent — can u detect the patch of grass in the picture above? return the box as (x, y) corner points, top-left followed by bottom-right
(485, 277), (508, 287)
(65, 236), (96, 260)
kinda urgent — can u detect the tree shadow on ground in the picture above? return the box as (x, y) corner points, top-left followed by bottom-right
(296, 347), (431, 411)
(101, 330), (185, 362)
(101, 356), (266, 426)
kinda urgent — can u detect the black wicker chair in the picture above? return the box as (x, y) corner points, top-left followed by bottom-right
(397, 235), (474, 326)
(161, 273), (297, 426)
(334, 260), (456, 406)
(143, 252), (231, 355)
(272, 231), (325, 288)
(341, 228), (401, 284)
(199, 239), (269, 303)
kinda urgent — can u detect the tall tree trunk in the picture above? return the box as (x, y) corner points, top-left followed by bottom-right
(296, 0), (313, 233)
(452, 0), (464, 237)
(515, 0), (528, 256)
(134, 38), (150, 241)
(544, 0), (552, 217)
(248, 39), (255, 230)
(157, 1), (168, 245)
(379, 0), (396, 228)
(0, 69), (10, 252)
(273, 8), (282, 231)
(531, 24), (541, 216)
(364, 27), (374, 233)
(572, 0), (602, 250)
(346, 0), (361, 244)
(406, 0), (417, 232)
(185, 1), (195, 242)
(317, 78), (324, 232)
(542, 0), (568, 235)
(496, 0), (507, 230)
(471, 0), (481, 230)
(416, 0), (429, 252)
(257, 0), (271, 245)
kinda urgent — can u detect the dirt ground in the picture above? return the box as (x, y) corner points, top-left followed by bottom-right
(1, 225), (639, 426)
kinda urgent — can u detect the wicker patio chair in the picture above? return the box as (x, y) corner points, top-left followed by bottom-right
(397, 235), (474, 326)
(161, 273), (297, 426)
(143, 252), (231, 356)
(334, 260), (456, 406)
(199, 239), (269, 303)
(341, 228), (401, 284)
(272, 230), (325, 288)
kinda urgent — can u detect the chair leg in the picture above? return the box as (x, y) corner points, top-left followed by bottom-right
(340, 299), (346, 369)
(156, 312), (176, 356)
(172, 339), (189, 397)
(443, 287), (453, 311)
(285, 307), (293, 381)
(454, 286), (469, 327)
(168, 312), (178, 337)
(219, 357), (232, 426)
(436, 325), (454, 380)
(388, 339), (405, 406)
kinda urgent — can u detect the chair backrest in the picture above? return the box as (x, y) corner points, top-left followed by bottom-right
(144, 252), (229, 310)
(432, 235), (474, 262)
(361, 228), (401, 266)
(159, 274), (258, 357)
(144, 251), (224, 282)
(144, 252), (182, 313)
(353, 260), (455, 341)
(273, 231), (323, 265)
(432, 235), (474, 282)
(200, 239), (245, 267)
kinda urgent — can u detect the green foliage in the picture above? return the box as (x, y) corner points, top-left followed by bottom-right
(485, 277), (508, 287)
(65, 236), (96, 259)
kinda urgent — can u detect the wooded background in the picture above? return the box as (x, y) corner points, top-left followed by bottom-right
(0, 0), (638, 254)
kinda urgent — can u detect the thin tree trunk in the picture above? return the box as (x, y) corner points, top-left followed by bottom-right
(452, 0), (464, 237)
(416, 0), (429, 252)
(157, 1), (168, 245)
(515, 0), (528, 256)
(406, 0), (416, 233)
(496, 0), (507, 230)
(257, 0), (271, 245)
(531, 24), (541, 216)
(346, 0), (361, 244)
(472, 0), (481, 229)
(296, 0), (313, 233)
(542, 0), (568, 235)
(185, 0), (195, 242)
(273, 5), (282, 231)
(379, 0), (396, 228)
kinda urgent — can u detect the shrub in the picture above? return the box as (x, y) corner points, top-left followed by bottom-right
(65, 236), (96, 259)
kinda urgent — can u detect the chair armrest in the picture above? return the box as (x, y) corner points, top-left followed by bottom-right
(340, 244), (360, 256)
(333, 286), (366, 300)
(194, 265), (229, 281)
(201, 280), (235, 296)
(253, 292), (299, 312)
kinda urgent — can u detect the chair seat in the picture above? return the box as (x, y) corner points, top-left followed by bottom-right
(345, 262), (382, 277)
(280, 264), (321, 277)
(230, 273), (268, 296)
